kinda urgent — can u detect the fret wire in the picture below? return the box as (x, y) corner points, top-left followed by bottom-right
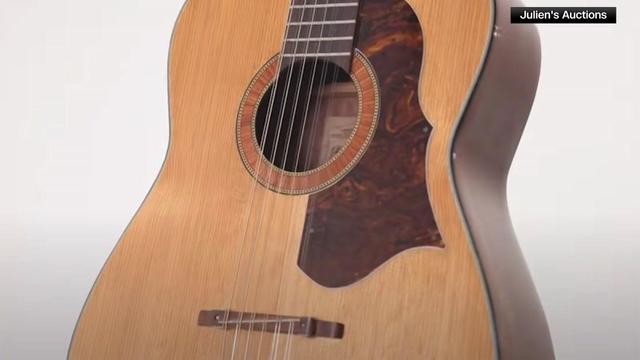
(282, 52), (352, 57)
(291, 2), (359, 9)
(286, 36), (353, 42)
(288, 20), (356, 25)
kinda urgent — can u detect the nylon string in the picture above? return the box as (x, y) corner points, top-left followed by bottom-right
(217, 1), (297, 359)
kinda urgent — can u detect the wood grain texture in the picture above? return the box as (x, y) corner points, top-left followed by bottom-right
(69, 0), (496, 359)
(298, 0), (443, 288)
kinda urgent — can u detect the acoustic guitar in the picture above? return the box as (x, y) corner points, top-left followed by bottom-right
(69, 0), (554, 358)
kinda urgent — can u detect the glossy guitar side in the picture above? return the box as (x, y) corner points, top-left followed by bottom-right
(69, 0), (554, 359)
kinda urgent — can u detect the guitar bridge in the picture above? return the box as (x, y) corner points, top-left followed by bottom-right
(198, 310), (344, 339)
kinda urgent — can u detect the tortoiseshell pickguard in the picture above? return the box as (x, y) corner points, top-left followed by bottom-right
(298, 0), (442, 288)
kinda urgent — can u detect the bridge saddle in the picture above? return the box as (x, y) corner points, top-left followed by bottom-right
(198, 310), (344, 339)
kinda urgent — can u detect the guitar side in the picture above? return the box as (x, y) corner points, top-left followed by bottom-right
(452, 0), (554, 358)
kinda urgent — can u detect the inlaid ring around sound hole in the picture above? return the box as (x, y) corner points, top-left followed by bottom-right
(236, 50), (380, 195)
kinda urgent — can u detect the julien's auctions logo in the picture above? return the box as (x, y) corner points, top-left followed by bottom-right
(511, 7), (617, 24)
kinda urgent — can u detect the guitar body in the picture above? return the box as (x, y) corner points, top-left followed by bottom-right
(69, 0), (554, 359)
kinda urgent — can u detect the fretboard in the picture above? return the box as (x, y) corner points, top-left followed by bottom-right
(282, 0), (361, 72)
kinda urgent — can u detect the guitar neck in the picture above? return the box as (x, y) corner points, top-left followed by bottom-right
(282, 0), (361, 71)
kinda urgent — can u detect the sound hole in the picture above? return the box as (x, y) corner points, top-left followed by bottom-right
(255, 60), (358, 173)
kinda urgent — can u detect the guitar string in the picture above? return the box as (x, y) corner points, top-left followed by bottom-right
(259, 0), (357, 355)
(223, 0), (348, 357)
(283, 321), (295, 360)
(265, 0), (333, 357)
(282, 61), (342, 360)
(251, 22), (328, 360)
(227, 0), (322, 357)
(295, 19), (342, 279)
(297, 41), (341, 271)
(252, 11), (336, 357)
(264, 3), (362, 358)
(314, 29), (354, 360)
(312, 43), (348, 360)
(234, 1), (322, 358)
(269, 321), (282, 359)
(284, 3), (348, 359)
(270, 0), (345, 358)
(286, 8), (348, 359)
(217, 2), (297, 359)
